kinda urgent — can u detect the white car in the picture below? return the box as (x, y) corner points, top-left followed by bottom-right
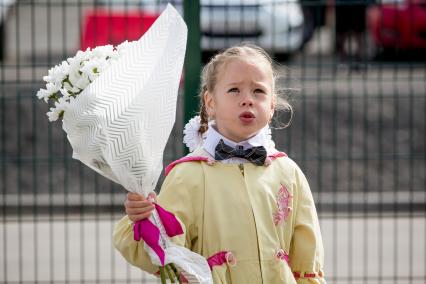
(94, 0), (305, 56)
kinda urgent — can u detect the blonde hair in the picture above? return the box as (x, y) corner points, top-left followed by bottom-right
(198, 43), (293, 135)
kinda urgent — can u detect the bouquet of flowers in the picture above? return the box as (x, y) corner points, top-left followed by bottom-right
(36, 41), (136, 122)
(36, 4), (212, 284)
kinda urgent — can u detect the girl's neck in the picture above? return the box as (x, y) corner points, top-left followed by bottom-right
(210, 124), (258, 144)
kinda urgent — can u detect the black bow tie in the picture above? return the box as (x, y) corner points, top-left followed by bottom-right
(214, 139), (267, 166)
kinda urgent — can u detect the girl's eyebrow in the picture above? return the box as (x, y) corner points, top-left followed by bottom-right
(227, 81), (271, 89)
(253, 81), (271, 90)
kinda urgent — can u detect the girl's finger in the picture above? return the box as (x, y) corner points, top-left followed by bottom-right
(126, 205), (155, 215)
(127, 192), (145, 201)
(125, 200), (151, 208)
(129, 211), (153, 222)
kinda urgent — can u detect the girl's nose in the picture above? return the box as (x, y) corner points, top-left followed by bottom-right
(240, 94), (254, 107)
(241, 101), (253, 107)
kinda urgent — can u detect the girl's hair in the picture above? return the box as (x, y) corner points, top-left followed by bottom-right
(198, 43), (293, 135)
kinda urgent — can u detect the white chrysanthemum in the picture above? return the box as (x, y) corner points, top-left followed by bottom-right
(43, 61), (70, 84)
(116, 40), (130, 51)
(54, 97), (69, 112)
(46, 107), (61, 122)
(68, 69), (90, 90)
(92, 44), (114, 58)
(63, 81), (80, 94)
(80, 57), (109, 81)
(116, 40), (134, 52)
(59, 88), (72, 98)
(116, 40), (138, 57)
(46, 82), (60, 94)
(67, 50), (91, 67)
(80, 60), (98, 82)
(36, 88), (50, 102)
(183, 115), (204, 152)
(37, 42), (132, 122)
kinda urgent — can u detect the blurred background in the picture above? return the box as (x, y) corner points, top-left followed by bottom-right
(0, 0), (425, 283)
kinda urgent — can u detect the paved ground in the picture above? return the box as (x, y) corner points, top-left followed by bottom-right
(1, 214), (425, 284)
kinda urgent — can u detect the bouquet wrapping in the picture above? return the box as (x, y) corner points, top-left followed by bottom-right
(37, 4), (212, 284)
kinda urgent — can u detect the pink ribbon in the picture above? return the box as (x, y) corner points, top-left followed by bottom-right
(133, 203), (183, 266)
(207, 251), (236, 270)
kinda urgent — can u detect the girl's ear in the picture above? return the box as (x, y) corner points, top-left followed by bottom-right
(270, 96), (275, 121)
(204, 91), (215, 119)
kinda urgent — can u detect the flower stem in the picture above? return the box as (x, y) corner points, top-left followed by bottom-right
(159, 266), (167, 284)
(170, 264), (182, 284)
(165, 264), (176, 283)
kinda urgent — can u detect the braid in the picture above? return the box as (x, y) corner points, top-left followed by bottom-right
(199, 88), (209, 135)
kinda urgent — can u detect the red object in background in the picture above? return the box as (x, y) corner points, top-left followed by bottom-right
(367, 0), (426, 50)
(81, 9), (160, 50)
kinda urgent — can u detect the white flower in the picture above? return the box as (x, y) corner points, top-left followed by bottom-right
(37, 42), (134, 122)
(183, 116), (204, 152)
(63, 81), (80, 94)
(80, 58), (109, 81)
(116, 40), (130, 51)
(116, 40), (138, 56)
(59, 88), (72, 98)
(42, 82), (61, 102)
(116, 40), (132, 52)
(43, 61), (69, 84)
(54, 97), (69, 112)
(46, 107), (61, 122)
(36, 88), (51, 102)
(92, 44), (114, 58)
(68, 69), (90, 90)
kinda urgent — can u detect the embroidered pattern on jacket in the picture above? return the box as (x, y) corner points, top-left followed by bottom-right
(275, 248), (290, 265)
(273, 184), (292, 225)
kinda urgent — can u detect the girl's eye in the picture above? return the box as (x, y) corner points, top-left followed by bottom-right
(254, 88), (266, 94)
(228, 88), (239, 93)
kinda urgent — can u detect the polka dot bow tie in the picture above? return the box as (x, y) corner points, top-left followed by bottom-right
(214, 139), (267, 166)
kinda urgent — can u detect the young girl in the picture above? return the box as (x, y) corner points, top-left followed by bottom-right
(113, 44), (326, 284)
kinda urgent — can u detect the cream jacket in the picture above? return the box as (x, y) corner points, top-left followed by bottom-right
(113, 148), (326, 284)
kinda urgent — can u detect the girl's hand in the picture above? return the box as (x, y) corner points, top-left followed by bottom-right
(124, 192), (156, 222)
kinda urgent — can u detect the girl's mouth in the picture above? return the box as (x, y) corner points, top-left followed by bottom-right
(239, 111), (255, 123)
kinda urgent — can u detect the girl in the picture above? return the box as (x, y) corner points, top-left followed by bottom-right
(113, 44), (326, 284)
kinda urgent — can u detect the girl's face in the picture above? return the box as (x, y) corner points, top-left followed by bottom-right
(204, 57), (275, 143)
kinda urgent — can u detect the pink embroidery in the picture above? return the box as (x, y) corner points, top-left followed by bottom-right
(273, 184), (292, 225)
(275, 248), (290, 265)
(165, 156), (209, 176)
(207, 251), (236, 270)
(268, 152), (287, 160)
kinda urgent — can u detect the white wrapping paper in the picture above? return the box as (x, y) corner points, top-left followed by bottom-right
(62, 4), (212, 283)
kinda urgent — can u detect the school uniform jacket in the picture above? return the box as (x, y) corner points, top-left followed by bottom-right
(113, 146), (326, 284)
